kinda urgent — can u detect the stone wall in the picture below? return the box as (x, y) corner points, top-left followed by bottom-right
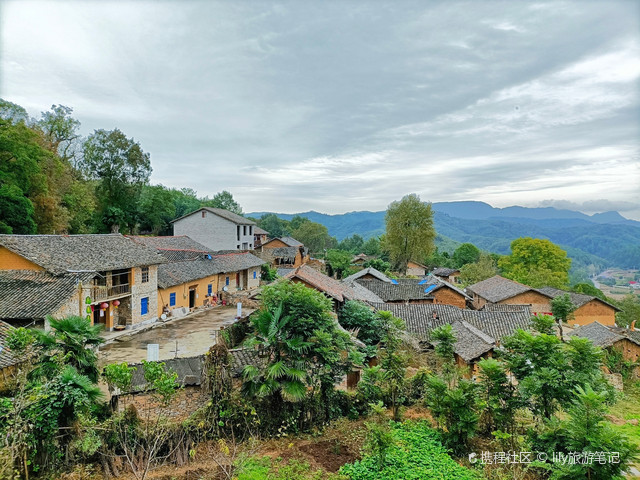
(131, 265), (159, 326)
(116, 385), (209, 421)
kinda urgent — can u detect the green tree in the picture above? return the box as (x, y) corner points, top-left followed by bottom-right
(36, 104), (82, 164)
(477, 358), (519, 434)
(452, 243), (480, 268)
(499, 237), (571, 288)
(338, 234), (365, 253)
(0, 98), (31, 124)
(362, 236), (381, 256)
(615, 294), (640, 327)
(82, 128), (151, 233)
(459, 254), (498, 286)
(325, 249), (354, 279)
(137, 184), (176, 235)
(0, 183), (36, 233)
(201, 190), (243, 215)
(383, 194), (436, 274)
(258, 213), (290, 238)
(572, 282), (606, 300)
(551, 293), (576, 341)
(290, 221), (335, 255)
(339, 300), (384, 349)
(377, 311), (407, 421)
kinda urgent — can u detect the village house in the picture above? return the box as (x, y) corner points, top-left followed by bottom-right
(258, 236), (309, 271)
(465, 275), (553, 314)
(170, 207), (256, 251)
(371, 302), (532, 376)
(253, 227), (269, 248)
(538, 287), (620, 326)
(355, 276), (470, 308)
(350, 253), (375, 268)
(406, 261), (428, 277)
(431, 267), (462, 284)
(343, 267), (392, 283)
(0, 234), (165, 331)
(283, 264), (381, 311)
(127, 235), (264, 315)
(571, 322), (640, 377)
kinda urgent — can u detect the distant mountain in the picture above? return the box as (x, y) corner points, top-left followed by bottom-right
(249, 201), (640, 270)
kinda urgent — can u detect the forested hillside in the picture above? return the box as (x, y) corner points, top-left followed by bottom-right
(248, 208), (640, 271)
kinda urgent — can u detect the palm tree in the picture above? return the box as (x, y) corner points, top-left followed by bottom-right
(33, 316), (104, 382)
(242, 303), (310, 402)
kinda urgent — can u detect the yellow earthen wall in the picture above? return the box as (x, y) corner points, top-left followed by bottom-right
(433, 288), (467, 309)
(569, 300), (616, 326)
(0, 247), (44, 271)
(500, 291), (551, 315)
(157, 274), (220, 316)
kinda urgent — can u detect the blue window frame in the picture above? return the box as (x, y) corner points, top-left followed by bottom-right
(253, 271), (257, 279)
(208, 284), (212, 296)
(169, 293), (176, 306)
(225, 276), (230, 286)
(141, 297), (149, 316)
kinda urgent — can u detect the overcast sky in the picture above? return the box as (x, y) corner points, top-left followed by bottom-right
(2, 1), (639, 219)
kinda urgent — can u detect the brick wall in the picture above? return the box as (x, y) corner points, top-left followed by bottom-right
(131, 265), (159, 326)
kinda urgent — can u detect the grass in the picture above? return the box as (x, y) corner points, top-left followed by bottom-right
(608, 382), (640, 448)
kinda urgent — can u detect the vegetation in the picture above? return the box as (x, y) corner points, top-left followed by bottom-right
(499, 237), (572, 288)
(383, 193), (436, 274)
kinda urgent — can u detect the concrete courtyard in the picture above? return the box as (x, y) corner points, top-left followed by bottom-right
(98, 306), (253, 365)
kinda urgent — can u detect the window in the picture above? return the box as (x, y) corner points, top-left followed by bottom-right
(202, 211), (206, 218)
(249, 226), (253, 236)
(253, 271), (257, 279)
(225, 276), (230, 286)
(249, 244), (253, 249)
(208, 284), (212, 296)
(237, 225), (240, 241)
(169, 293), (176, 306)
(243, 225), (247, 236)
(141, 266), (149, 283)
(141, 297), (149, 315)
(237, 245), (240, 249)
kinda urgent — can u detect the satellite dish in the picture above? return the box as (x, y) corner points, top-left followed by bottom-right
(222, 286), (228, 292)
(161, 314), (167, 320)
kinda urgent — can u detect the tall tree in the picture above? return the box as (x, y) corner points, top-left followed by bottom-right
(499, 237), (571, 288)
(459, 254), (498, 286)
(137, 184), (177, 235)
(82, 128), (151, 233)
(452, 242), (480, 268)
(36, 104), (82, 165)
(258, 213), (290, 238)
(201, 190), (243, 215)
(383, 194), (435, 274)
(290, 221), (336, 255)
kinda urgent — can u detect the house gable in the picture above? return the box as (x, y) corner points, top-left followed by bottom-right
(0, 246), (45, 271)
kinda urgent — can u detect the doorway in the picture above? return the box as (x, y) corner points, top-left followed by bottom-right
(189, 288), (196, 308)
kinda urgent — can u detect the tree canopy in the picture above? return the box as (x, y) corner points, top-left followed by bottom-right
(383, 194), (436, 274)
(499, 237), (571, 288)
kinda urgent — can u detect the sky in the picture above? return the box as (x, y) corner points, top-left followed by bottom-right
(2, 0), (639, 219)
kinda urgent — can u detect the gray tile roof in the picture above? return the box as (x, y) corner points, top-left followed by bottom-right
(370, 303), (532, 345)
(432, 267), (460, 277)
(538, 287), (620, 311)
(450, 321), (495, 362)
(279, 237), (303, 247)
(128, 236), (214, 262)
(170, 207), (256, 226)
(276, 268), (295, 277)
(0, 270), (96, 320)
(0, 234), (165, 275)
(119, 348), (263, 394)
(157, 252), (265, 289)
(466, 275), (552, 303)
(253, 227), (269, 235)
(259, 246), (299, 262)
(356, 279), (435, 302)
(0, 320), (19, 369)
(343, 267), (392, 283)
(570, 321), (625, 348)
(283, 265), (356, 303)
(343, 280), (385, 303)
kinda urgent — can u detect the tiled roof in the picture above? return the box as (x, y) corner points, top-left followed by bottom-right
(0, 270), (96, 320)
(481, 304), (531, 312)
(279, 237), (303, 247)
(157, 252), (264, 289)
(229, 347), (265, 377)
(570, 322), (625, 348)
(450, 321), (495, 362)
(0, 234), (165, 275)
(127, 235), (214, 262)
(276, 268), (295, 277)
(259, 246), (299, 261)
(432, 267), (460, 277)
(170, 207), (256, 226)
(343, 280), (385, 303)
(429, 276), (471, 300)
(466, 275), (551, 303)
(343, 267), (392, 283)
(356, 279), (434, 302)
(606, 327), (640, 347)
(0, 320), (19, 369)
(253, 227), (269, 235)
(284, 265), (355, 303)
(370, 303), (532, 344)
(538, 287), (620, 311)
